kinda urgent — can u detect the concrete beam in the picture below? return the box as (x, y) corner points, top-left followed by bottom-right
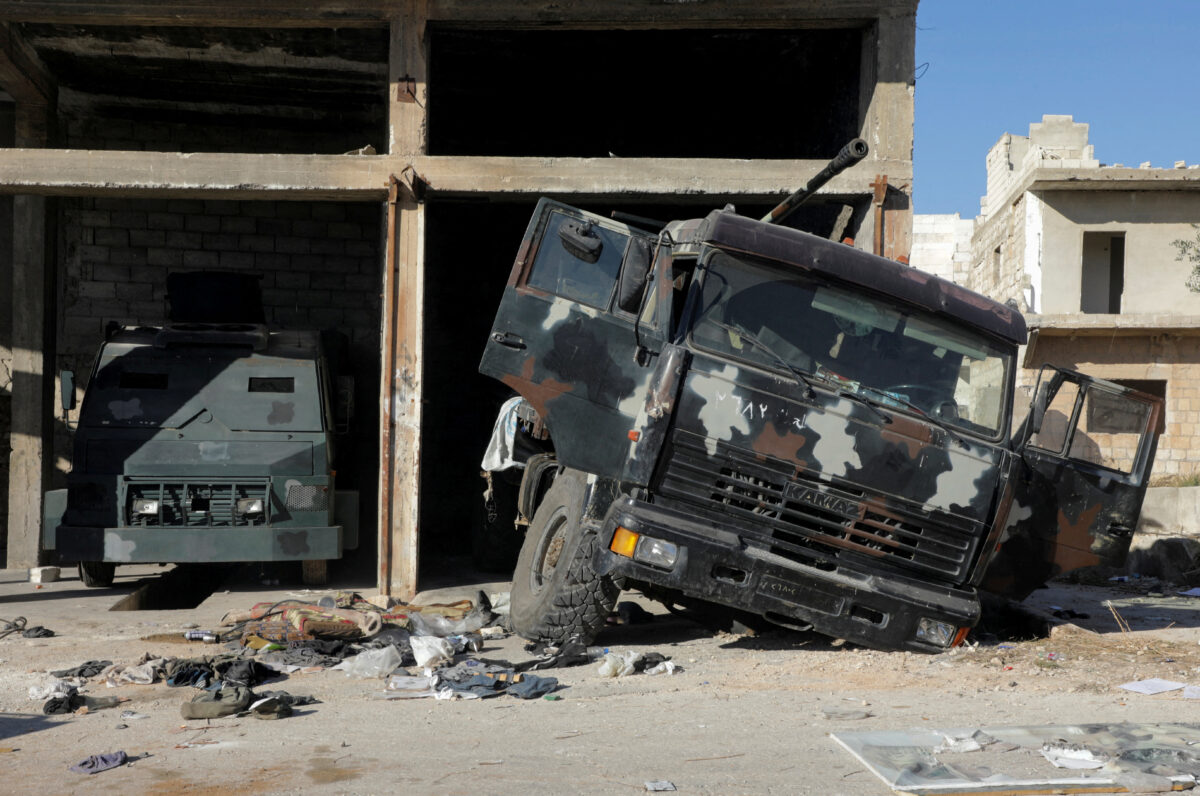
(1029, 168), (1200, 192)
(0, 0), (917, 28)
(0, 149), (909, 201)
(1027, 313), (1200, 335)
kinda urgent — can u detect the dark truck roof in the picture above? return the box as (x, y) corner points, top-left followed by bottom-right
(696, 210), (1028, 346)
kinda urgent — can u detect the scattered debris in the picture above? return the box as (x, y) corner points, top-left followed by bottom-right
(1119, 678), (1187, 695)
(29, 567), (59, 584)
(833, 723), (1200, 795)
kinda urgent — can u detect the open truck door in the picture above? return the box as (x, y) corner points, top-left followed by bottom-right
(479, 199), (661, 481)
(984, 366), (1163, 599)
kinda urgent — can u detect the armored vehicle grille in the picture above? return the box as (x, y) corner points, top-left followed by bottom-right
(656, 432), (981, 585)
(125, 481), (269, 527)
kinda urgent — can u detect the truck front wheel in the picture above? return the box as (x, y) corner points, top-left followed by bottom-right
(78, 561), (116, 588)
(509, 469), (618, 645)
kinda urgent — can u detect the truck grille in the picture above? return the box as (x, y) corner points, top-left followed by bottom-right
(125, 481), (269, 527)
(656, 432), (980, 585)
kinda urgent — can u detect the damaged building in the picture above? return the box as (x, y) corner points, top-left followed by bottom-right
(0, 0), (921, 595)
(914, 114), (1200, 477)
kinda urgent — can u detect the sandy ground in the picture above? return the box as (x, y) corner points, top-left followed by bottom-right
(0, 562), (1197, 796)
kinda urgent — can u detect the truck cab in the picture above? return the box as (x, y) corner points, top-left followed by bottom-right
(480, 198), (1162, 653)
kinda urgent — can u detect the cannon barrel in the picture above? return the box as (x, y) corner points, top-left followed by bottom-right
(762, 138), (869, 225)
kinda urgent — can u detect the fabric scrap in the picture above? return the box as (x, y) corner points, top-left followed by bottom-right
(69, 751), (128, 775)
(51, 660), (113, 678)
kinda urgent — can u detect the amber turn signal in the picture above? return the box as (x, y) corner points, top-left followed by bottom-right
(627, 430), (640, 442)
(610, 527), (639, 558)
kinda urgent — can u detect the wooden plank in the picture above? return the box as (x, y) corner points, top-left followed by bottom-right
(0, 149), (908, 200)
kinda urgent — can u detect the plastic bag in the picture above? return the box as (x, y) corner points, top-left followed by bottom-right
(408, 607), (490, 638)
(411, 636), (454, 669)
(335, 645), (404, 678)
(597, 650), (643, 678)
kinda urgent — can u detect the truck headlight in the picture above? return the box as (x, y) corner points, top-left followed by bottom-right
(131, 498), (160, 516)
(236, 498), (265, 516)
(915, 617), (956, 647)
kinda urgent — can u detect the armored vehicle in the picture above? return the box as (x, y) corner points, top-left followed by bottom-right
(45, 272), (357, 587)
(479, 144), (1163, 653)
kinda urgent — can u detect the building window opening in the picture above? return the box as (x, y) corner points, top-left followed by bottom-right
(1081, 232), (1125, 313)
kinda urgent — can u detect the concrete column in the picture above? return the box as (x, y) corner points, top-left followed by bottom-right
(6, 103), (53, 569)
(858, 11), (915, 260)
(378, 2), (427, 598)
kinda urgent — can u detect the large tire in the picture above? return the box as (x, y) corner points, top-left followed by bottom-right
(78, 561), (116, 588)
(509, 470), (619, 646)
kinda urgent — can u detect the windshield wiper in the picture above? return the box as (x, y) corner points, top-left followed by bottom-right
(708, 320), (819, 401)
(857, 385), (970, 449)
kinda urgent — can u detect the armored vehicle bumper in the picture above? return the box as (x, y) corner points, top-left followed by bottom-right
(594, 496), (979, 653)
(55, 524), (343, 563)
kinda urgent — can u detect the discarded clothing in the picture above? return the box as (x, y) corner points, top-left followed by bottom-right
(28, 679), (81, 701)
(440, 671), (559, 700)
(69, 751), (128, 775)
(214, 659), (277, 688)
(248, 695), (293, 720)
(44, 695), (124, 715)
(255, 690), (319, 707)
(258, 639), (356, 670)
(21, 625), (54, 638)
(518, 638), (593, 671)
(101, 655), (168, 687)
(43, 694), (86, 715)
(51, 660), (113, 678)
(180, 686), (253, 720)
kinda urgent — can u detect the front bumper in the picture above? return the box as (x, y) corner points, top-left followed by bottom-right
(55, 524), (343, 563)
(596, 497), (979, 653)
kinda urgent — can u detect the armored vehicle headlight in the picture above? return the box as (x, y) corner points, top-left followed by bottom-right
(236, 498), (265, 516)
(915, 617), (956, 647)
(131, 498), (160, 516)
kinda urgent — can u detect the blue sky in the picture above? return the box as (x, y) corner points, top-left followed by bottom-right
(914, 0), (1200, 217)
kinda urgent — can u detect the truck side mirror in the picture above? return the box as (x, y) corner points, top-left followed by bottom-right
(616, 237), (652, 314)
(558, 220), (602, 263)
(60, 370), (77, 412)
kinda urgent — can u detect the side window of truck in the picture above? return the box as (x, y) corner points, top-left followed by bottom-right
(526, 211), (626, 309)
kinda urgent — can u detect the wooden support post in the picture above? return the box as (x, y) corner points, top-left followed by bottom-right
(6, 103), (53, 569)
(378, 176), (424, 599)
(378, 2), (428, 598)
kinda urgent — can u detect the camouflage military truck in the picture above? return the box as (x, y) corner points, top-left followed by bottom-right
(479, 151), (1163, 653)
(44, 272), (358, 587)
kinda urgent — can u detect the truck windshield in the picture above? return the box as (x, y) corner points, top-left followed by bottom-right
(689, 250), (1013, 438)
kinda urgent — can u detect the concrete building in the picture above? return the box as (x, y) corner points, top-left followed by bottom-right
(0, 0), (921, 595)
(943, 115), (1200, 476)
